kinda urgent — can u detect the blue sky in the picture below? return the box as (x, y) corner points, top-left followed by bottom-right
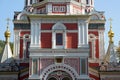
(0, 0), (120, 50)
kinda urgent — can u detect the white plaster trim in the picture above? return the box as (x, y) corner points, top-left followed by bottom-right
(98, 30), (105, 60)
(30, 53), (89, 58)
(89, 34), (96, 60)
(52, 22), (66, 49)
(40, 64), (79, 80)
(13, 30), (20, 59)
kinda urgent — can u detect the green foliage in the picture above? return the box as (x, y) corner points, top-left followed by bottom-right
(0, 40), (13, 54)
(0, 40), (5, 54)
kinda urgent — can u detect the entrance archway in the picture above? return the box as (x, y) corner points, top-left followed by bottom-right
(47, 71), (72, 80)
(62, 77), (71, 80)
(48, 77), (57, 80)
(41, 64), (79, 80)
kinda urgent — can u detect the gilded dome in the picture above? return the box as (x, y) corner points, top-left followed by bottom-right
(108, 29), (114, 38)
(4, 28), (11, 38)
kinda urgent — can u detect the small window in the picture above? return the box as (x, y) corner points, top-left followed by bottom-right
(56, 33), (63, 45)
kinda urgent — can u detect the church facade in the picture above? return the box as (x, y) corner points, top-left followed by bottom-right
(13, 0), (105, 80)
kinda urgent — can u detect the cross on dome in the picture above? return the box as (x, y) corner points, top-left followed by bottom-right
(6, 18), (10, 29)
(109, 18), (112, 29)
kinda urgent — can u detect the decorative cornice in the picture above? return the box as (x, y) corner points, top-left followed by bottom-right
(13, 20), (30, 24)
(28, 14), (91, 19)
(89, 23), (105, 29)
(89, 20), (106, 24)
(32, 0), (83, 7)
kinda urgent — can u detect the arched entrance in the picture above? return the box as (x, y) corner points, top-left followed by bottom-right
(47, 71), (72, 80)
(41, 64), (79, 80)
(62, 77), (71, 80)
(48, 77), (57, 80)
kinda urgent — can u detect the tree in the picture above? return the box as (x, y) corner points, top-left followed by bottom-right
(0, 40), (13, 58)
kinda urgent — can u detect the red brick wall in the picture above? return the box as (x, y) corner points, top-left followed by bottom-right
(19, 31), (30, 59)
(64, 23), (78, 30)
(89, 31), (98, 36)
(89, 63), (99, 67)
(41, 23), (78, 30)
(41, 33), (52, 48)
(20, 31), (30, 36)
(67, 33), (78, 48)
(64, 58), (80, 74)
(20, 38), (23, 59)
(96, 39), (99, 58)
(41, 23), (54, 30)
(88, 31), (99, 59)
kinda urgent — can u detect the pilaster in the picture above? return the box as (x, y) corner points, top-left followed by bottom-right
(52, 31), (56, 49)
(30, 20), (41, 48)
(13, 30), (20, 59)
(78, 20), (88, 48)
(99, 30), (105, 60)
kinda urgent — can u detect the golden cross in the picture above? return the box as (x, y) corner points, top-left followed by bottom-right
(109, 18), (112, 29)
(6, 18), (10, 29)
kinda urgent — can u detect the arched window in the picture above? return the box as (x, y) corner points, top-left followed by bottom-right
(52, 22), (66, 49)
(56, 33), (63, 45)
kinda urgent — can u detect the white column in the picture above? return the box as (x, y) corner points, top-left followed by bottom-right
(84, 22), (88, 46)
(38, 22), (41, 47)
(78, 23), (80, 47)
(99, 30), (105, 59)
(52, 31), (56, 49)
(78, 20), (88, 48)
(78, 22), (82, 47)
(30, 21), (36, 47)
(81, 23), (84, 46)
(31, 22), (34, 45)
(82, 24), (85, 45)
(28, 0), (30, 6)
(14, 31), (20, 59)
(34, 23), (37, 45)
(64, 31), (67, 49)
(31, 20), (41, 48)
(36, 22), (40, 47)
